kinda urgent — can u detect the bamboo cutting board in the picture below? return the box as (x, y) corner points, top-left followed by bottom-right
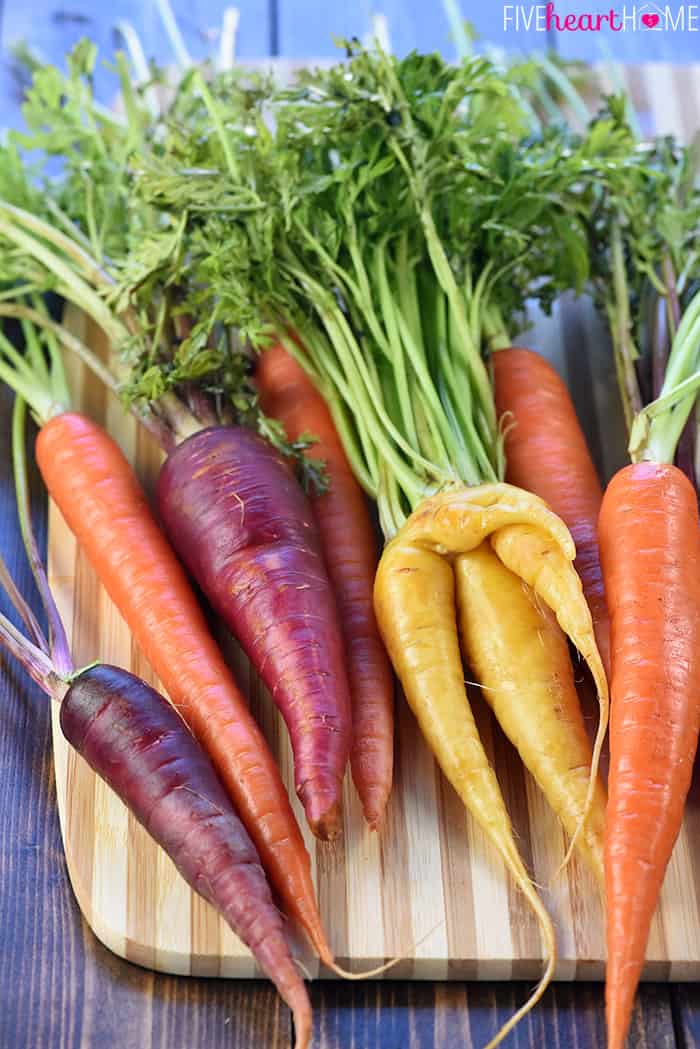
(47, 64), (700, 983)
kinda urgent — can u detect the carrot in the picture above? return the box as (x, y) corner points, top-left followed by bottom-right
(456, 544), (606, 886)
(375, 537), (556, 1048)
(375, 483), (609, 1046)
(34, 411), (332, 966)
(599, 462), (700, 1049)
(1, 398), (312, 1046)
(11, 658), (312, 1047)
(257, 343), (394, 829)
(157, 425), (352, 840)
(64, 666), (313, 1048)
(582, 134), (700, 1039)
(493, 347), (610, 675)
(0, 297), (353, 845)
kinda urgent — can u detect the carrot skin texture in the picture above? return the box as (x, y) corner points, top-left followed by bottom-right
(455, 546), (606, 887)
(599, 462), (700, 1049)
(36, 413), (331, 967)
(257, 345), (394, 828)
(375, 534), (557, 1049)
(157, 425), (352, 840)
(61, 663), (311, 1045)
(493, 347), (610, 675)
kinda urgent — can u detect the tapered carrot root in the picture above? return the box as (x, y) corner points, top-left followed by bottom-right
(599, 462), (700, 1049)
(374, 482), (609, 1045)
(158, 426), (352, 840)
(374, 540), (556, 1045)
(62, 665), (312, 1045)
(455, 546), (606, 887)
(257, 344), (394, 829)
(36, 412), (332, 966)
(491, 524), (609, 845)
(493, 347), (610, 675)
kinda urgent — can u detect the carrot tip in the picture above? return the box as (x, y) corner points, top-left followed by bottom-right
(291, 998), (313, 1049)
(358, 789), (389, 831)
(306, 798), (343, 841)
(363, 810), (384, 833)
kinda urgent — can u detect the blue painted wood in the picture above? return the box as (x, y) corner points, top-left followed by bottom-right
(0, 0), (271, 130)
(277, 1), (552, 60)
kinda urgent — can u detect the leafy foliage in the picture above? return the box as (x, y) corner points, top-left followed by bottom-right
(121, 41), (626, 531)
(0, 43), (325, 487)
(2, 37), (681, 515)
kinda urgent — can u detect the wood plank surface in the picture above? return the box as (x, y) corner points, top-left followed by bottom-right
(276, 1), (549, 61)
(2, 1), (694, 130)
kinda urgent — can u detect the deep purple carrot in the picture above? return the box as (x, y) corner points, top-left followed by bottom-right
(158, 426), (352, 840)
(61, 665), (311, 1046)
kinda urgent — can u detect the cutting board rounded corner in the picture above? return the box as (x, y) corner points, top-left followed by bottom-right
(63, 856), (195, 976)
(60, 859), (127, 962)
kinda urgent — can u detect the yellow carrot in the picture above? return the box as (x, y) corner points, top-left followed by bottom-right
(375, 483), (609, 1046)
(374, 539), (556, 1048)
(456, 544), (606, 887)
(399, 483), (609, 859)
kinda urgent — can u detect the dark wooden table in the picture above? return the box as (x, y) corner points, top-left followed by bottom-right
(2, 2), (700, 1046)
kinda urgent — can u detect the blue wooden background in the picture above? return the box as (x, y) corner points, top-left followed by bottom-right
(0, 0), (697, 130)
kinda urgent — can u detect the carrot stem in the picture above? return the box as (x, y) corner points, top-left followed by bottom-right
(12, 395), (73, 676)
(663, 254), (682, 337)
(0, 552), (46, 654)
(0, 305), (174, 449)
(631, 288), (700, 465)
(0, 202), (112, 290)
(0, 599), (56, 694)
(610, 220), (643, 433)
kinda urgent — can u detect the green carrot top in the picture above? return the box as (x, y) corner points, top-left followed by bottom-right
(583, 98), (700, 475)
(0, 39), (663, 530)
(0, 42), (328, 489)
(120, 42), (612, 535)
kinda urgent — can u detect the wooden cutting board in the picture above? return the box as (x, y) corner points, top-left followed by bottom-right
(47, 63), (700, 983)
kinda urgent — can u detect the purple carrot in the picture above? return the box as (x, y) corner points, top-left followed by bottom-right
(60, 664), (311, 1045)
(157, 426), (352, 840)
(0, 649), (312, 1048)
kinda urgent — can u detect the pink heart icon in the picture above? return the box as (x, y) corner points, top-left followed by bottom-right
(641, 12), (660, 27)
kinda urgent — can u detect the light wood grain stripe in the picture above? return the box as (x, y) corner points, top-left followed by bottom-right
(378, 692), (413, 981)
(56, 312), (103, 945)
(316, 815), (349, 969)
(437, 764), (478, 980)
(343, 775), (385, 970)
(468, 698), (513, 981)
(398, 699), (449, 979)
(494, 719), (541, 980)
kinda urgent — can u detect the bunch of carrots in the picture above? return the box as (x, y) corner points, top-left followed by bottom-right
(0, 22), (699, 1049)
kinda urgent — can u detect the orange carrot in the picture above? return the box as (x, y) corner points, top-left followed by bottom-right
(36, 411), (333, 967)
(493, 347), (610, 674)
(257, 344), (394, 829)
(599, 462), (700, 1049)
